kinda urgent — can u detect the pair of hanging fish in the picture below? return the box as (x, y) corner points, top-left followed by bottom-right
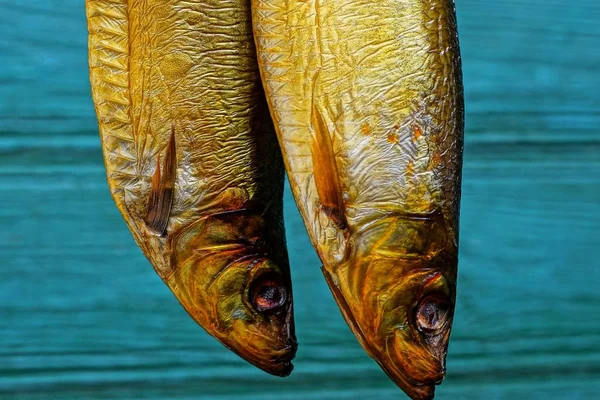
(86, 0), (463, 398)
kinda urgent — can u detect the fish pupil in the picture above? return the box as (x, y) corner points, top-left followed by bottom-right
(250, 274), (287, 312)
(415, 295), (449, 333)
(256, 284), (282, 308)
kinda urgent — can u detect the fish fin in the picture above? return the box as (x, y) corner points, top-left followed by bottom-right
(145, 127), (177, 235)
(310, 107), (348, 230)
(145, 153), (162, 223)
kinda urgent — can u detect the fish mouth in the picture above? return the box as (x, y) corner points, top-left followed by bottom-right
(364, 331), (445, 400)
(243, 341), (298, 377)
(365, 331), (444, 400)
(262, 350), (297, 377)
(270, 361), (294, 377)
(386, 378), (435, 400)
(376, 345), (440, 400)
(239, 301), (298, 377)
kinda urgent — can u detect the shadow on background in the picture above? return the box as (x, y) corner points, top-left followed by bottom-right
(0, 1), (599, 399)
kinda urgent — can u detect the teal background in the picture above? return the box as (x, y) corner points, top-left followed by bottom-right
(1, 1), (599, 399)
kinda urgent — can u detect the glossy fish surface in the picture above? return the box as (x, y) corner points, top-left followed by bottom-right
(252, 0), (463, 397)
(86, 0), (296, 375)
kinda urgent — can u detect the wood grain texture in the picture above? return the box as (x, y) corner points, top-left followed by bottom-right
(1, 0), (599, 399)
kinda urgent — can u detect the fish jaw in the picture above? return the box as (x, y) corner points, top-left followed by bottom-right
(229, 300), (298, 377)
(322, 214), (457, 399)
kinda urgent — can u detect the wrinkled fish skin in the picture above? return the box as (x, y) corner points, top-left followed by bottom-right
(253, 0), (463, 397)
(86, 0), (296, 376)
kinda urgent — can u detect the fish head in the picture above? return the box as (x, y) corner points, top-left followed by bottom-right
(329, 212), (457, 399)
(377, 263), (455, 399)
(207, 255), (297, 376)
(164, 211), (297, 376)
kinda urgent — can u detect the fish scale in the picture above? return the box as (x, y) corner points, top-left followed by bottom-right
(253, 0), (463, 398)
(87, 0), (296, 377)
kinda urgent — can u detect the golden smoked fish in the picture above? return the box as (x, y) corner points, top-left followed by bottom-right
(86, 0), (296, 375)
(252, 0), (463, 397)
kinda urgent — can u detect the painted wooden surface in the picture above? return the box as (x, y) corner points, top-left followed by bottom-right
(1, 0), (599, 399)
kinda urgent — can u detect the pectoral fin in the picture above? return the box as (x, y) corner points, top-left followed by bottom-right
(145, 127), (176, 235)
(310, 107), (347, 230)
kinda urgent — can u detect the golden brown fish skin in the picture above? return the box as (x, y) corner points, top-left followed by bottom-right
(86, 0), (296, 375)
(253, 0), (463, 397)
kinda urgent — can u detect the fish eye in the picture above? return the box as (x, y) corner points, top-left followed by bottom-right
(249, 273), (287, 313)
(415, 295), (451, 334)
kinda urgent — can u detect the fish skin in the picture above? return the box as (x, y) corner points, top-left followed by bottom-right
(86, 0), (296, 376)
(252, 0), (463, 397)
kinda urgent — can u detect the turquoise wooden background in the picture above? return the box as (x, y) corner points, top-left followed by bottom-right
(1, 1), (599, 399)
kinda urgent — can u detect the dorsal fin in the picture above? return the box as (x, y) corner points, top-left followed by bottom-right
(310, 107), (348, 230)
(145, 126), (177, 235)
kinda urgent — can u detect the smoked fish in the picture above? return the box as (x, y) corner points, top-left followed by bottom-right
(86, 0), (296, 376)
(252, 0), (464, 397)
